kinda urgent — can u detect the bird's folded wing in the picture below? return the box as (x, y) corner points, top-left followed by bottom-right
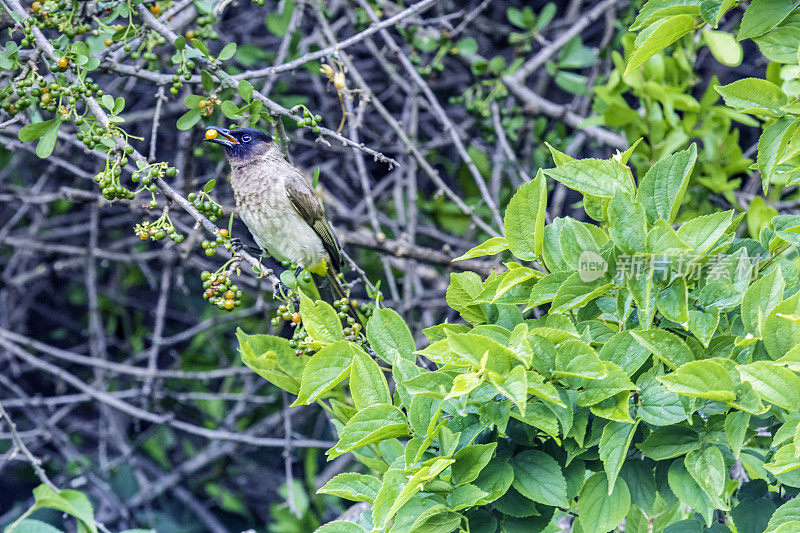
(285, 175), (342, 270)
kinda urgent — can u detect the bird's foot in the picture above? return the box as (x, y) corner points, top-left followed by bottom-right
(231, 238), (263, 256)
(271, 278), (291, 298)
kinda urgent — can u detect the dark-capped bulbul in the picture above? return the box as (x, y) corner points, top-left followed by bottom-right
(203, 126), (348, 301)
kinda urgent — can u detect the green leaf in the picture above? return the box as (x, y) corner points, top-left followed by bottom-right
(237, 329), (305, 394)
(350, 347), (391, 409)
(504, 169), (547, 260)
(299, 292), (344, 344)
(688, 308), (720, 347)
(30, 485), (97, 533)
(190, 38), (212, 58)
(489, 365), (527, 415)
(220, 100), (242, 119)
(600, 421), (639, 494)
(658, 360), (736, 402)
(543, 158), (633, 198)
(577, 473), (630, 532)
(737, 361), (800, 411)
(608, 191), (647, 253)
(637, 369), (686, 426)
(754, 26), (800, 63)
(292, 340), (355, 405)
(327, 404), (409, 459)
(629, 329), (693, 370)
(767, 499), (800, 532)
(758, 117), (796, 190)
(201, 70), (215, 93)
(19, 119), (57, 142)
(551, 274), (612, 313)
(366, 308), (415, 365)
(724, 410), (750, 459)
(624, 15), (696, 76)
(204, 178), (216, 193)
(638, 144), (697, 224)
(318, 473), (380, 503)
(35, 119), (61, 158)
(715, 78), (789, 116)
(446, 272), (488, 325)
(578, 362), (637, 406)
(510, 450), (568, 507)
(685, 447), (726, 503)
(174, 35), (186, 50)
(765, 444), (800, 476)
(217, 42), (237, 61)
(177, 108), (202, 130)
(11, 519), (64, 533)
(554, 339), (607, 380)
(453, 237), (508, 261)
(314, 521), (367, 533)
(630, 0), (701, 31)
(101, 93), (115, 110)
(738, 0), (800, 40)
(451, 443), (497, 486)
(638, 426), (700, 460)
(668, 460), (715, 526)
(675, 210), (735, 255)
(600, 331), (651, 376)
(238, 80), (253, 102)
(764, 292), (800, 358)
(702, 29), (742, 66)
(741, 266), (785, 337)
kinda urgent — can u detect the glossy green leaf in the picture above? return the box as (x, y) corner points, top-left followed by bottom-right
(292, 340), (355, 405)
(624, 15), (695, 75)
(577, 473), (630, 532)
(659, 360), (736, 401)
(638, 144), (697, 224)
(328, 404), (409, 459)
(543, 158), (633, 198)
(510, 450), (567, 507)
(504, 170), (547, 260)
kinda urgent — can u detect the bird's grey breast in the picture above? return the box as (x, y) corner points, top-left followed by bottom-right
(229, 162), (325, 267)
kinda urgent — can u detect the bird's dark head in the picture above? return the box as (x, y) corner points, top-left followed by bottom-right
(203, 127), (273, 160)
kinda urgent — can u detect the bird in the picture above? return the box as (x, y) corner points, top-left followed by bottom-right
(203, 126), (349, 303)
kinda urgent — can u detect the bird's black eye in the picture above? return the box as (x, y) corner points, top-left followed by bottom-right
(241, 134), (252, 143)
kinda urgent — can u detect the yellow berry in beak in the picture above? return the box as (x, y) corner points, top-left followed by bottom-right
(205, 128), (218, 140)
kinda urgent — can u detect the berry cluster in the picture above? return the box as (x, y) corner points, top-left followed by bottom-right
(334, 298), (368, 341)
(130, 162), (178, 203)
(94, 157), (134, 200)
(1, 73), (102, 117)
(200, 228), (232, 257)
(169, 55), (196, 95)
(187, 189), (223, 222)
(184, 12), (220, 43)
(201, 270), (242, 311)
(293, 106), (323, 134)
(134, 216), (184, 243)
(27, 1), (91, 35)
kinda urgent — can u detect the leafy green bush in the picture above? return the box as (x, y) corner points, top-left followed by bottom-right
(238, 134), (800, 531)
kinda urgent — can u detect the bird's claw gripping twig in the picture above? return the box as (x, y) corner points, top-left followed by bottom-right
(231, 237), (263, 257)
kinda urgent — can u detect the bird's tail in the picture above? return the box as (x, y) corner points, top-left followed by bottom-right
(311, 266), (364, 327)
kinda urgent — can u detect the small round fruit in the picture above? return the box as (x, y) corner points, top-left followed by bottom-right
(204, 128), (218, 140)
(219, 228), (229, 238)
(57, 57), (69, 68)
(291, 313), (301, 324)
(224, 300), (235, 310)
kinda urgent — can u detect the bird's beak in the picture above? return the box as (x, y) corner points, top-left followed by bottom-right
(204, 127), (238, 147)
